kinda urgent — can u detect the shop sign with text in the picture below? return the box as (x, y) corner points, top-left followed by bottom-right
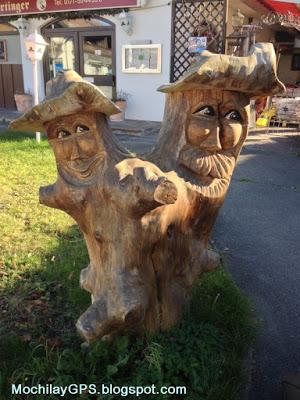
(0, 0), (139, 16)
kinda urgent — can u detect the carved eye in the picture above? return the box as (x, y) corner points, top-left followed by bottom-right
(193, 106), (215, 117)
(57, 130), (71, 139)
(224, 110), (243, 122)
(76, 125), (89, 133)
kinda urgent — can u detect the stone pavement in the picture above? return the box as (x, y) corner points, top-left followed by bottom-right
(212, 133), (300, 400)
(0, 108), (21, 122)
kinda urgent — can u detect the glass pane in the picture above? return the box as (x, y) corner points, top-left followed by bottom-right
(50, 18), (112, 29)
(83, 35), (112, 76)
(48, 37), (75, 79)
(97, 86), (113, 99)
(0, 23), (17, 32)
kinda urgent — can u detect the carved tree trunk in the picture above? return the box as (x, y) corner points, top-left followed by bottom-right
(10, 44), (284, 342)
(38, 111), (219, 341)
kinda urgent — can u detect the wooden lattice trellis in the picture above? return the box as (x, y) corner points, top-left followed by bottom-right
(170, 0), (227, 82)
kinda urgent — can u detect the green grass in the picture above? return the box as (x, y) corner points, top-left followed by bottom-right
(0, 131), (255, 400)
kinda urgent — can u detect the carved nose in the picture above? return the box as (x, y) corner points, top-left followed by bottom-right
(70, 140), (81, 161)
(200, 126), (222, 152)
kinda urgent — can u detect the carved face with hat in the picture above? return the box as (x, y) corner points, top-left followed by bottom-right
(10, 71), (121, 185)
(156, 43), (285, 198)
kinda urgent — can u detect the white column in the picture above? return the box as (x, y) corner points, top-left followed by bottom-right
(13, 18), (49, 101)
(32, 58), (41, 142)
(12, 18), (32, 95)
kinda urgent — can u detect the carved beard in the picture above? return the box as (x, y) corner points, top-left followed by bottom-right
(179, 146), (236, 198)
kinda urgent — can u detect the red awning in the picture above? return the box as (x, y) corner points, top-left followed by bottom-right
(259, 0), (300, 16)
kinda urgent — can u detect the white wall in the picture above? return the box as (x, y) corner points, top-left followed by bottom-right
(11, 1), (171, 120)
(107, 0), (172, 121)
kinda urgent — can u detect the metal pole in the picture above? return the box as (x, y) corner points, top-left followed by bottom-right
(33, 58), (40, 142)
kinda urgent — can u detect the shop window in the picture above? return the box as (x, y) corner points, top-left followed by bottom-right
(83, 35), (112, 76)
(48, 37), (75, 78)
(48, 18), (112, 29)
(291, 54), (300, 71)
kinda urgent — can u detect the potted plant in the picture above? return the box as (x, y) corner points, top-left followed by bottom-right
(110, 90), (130, 121)
(14, 91), (33, 113)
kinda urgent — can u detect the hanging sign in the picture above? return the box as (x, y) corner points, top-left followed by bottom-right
(188, 36), (207, 54)
(0, 0), (139, 16)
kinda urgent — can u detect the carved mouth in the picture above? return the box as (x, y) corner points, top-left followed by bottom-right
(68, 157), (99, 174)
(58, 155), (105, 184)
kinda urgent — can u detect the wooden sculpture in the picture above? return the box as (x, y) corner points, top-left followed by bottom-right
(10, 43), (284, 343)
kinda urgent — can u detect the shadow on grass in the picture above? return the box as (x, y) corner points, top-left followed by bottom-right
(0, 223), (255, 400)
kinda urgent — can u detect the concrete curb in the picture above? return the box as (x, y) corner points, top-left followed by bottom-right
(1, 117), (13, 124)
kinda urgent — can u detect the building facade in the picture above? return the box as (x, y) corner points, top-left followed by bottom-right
(1, 0), (300, 121)
(0, 0), (174, 121)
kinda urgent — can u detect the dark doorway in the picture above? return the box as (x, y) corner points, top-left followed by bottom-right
(0, 23), (24, 109)
(42, 17), (116, 99)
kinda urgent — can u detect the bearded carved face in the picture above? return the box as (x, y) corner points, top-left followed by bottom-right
(44, 112), (106, 185)
(179, 90), (250, 196)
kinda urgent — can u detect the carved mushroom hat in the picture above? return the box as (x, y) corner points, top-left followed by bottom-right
(158, 43), (285, 97)
(9, 70), (121, 133)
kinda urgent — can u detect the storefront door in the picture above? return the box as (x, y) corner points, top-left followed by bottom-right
(42, 18), (115, 99)
(79, 31), (114, 99)
(0, 23), (24, 110)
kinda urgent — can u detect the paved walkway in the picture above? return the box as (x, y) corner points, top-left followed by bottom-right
(0, 108), (21, 122)
(212, 133), (300, 400)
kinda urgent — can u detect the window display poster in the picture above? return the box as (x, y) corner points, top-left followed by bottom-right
(188, 37), (207, 54)
(122, 45), (161, 74)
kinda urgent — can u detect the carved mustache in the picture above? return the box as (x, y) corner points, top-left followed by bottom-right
(179, 148), (236, 179)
